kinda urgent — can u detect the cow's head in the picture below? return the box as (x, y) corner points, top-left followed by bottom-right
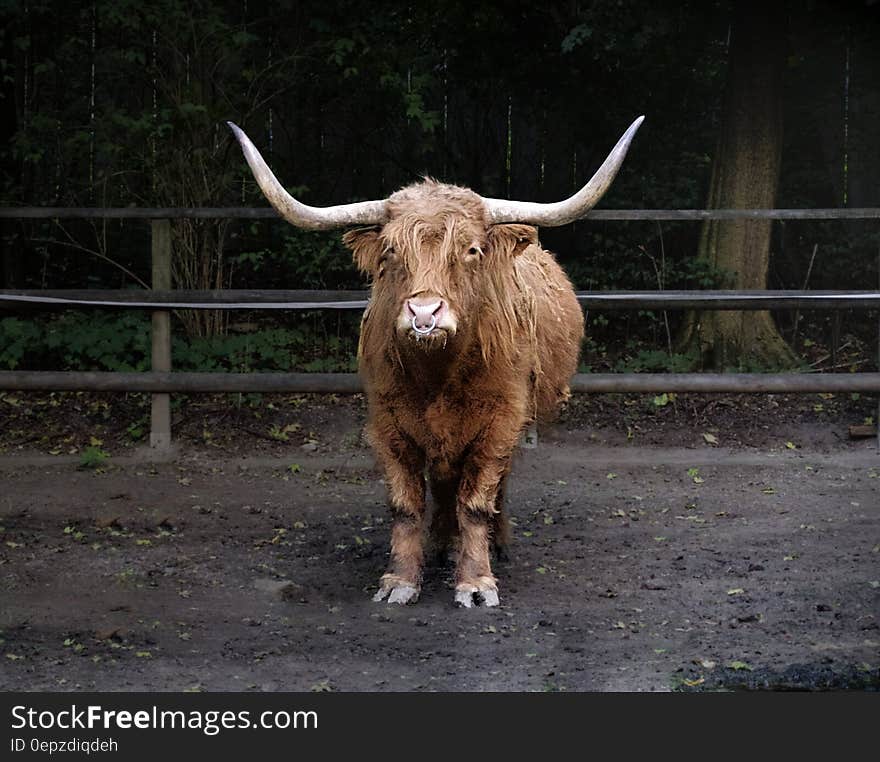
(339, 182), (543, 353)
(227, 117), (643, 354)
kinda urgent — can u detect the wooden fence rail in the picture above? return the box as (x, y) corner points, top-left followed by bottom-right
(2, 371), (879, 395)
(2, 207), (880, 220)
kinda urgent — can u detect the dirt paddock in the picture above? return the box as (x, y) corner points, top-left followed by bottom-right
(1, 395), (878, 692)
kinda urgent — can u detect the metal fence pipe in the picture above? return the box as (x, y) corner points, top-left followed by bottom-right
(2, 290), (880, 311)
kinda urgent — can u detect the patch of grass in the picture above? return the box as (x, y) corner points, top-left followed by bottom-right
(78, 445), (109, 469)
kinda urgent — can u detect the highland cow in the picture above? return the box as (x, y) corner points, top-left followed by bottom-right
(229, 116), (643, 607)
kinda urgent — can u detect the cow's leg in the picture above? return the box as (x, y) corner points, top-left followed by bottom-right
(453, 434), (518, 608)
(370, 429), (426, 605)
(492, 471), (512, 563)
(454, 505), (499, 608)
(428, 463), (459, 564)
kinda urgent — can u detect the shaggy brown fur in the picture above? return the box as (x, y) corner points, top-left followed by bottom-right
(344, 179), (584, 606)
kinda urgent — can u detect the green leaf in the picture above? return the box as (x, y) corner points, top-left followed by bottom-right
(727, 660), (753, 671)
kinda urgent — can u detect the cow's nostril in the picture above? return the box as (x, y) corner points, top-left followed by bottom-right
(406, 298), (445, 332)
(407, 299), (442, 315)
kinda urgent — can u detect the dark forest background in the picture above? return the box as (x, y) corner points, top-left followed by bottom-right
(1, 0), (878, 375)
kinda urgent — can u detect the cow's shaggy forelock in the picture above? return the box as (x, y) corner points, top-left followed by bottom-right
(385, 178), (488, 224)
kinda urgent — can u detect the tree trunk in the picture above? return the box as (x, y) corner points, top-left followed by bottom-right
(677, 1), (797, 370)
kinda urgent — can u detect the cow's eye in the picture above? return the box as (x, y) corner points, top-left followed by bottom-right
(465, 245), (482, 260)
(377, 247), (395, 278)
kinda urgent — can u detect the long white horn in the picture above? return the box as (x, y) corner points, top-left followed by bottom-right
(483, 116), (644, 227)
(227, 122), (388, 230)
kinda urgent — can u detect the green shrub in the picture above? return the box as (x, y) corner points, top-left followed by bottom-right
(0, 311), (358, 373)
(0, 312), (150, 371)
(0, 318), (43, 369)
(614, 349), (698, 373)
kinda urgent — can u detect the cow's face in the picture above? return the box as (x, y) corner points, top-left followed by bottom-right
(344, 188), (537, 353)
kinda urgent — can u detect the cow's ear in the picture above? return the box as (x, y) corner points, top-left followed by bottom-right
(487, 224), (539, 258)
(343, 227), (383, 276)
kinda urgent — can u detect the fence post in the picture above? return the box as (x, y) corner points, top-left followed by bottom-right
(150, 219), (172, 450)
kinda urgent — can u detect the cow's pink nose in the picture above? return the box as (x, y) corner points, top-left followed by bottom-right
(406, 298), (445, 331)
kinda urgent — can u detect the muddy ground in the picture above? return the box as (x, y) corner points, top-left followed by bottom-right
(0, 393), (878, 691)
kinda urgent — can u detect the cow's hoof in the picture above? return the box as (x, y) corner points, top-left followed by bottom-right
(453, 586), (500, 608)
(373, 584), (420, 605)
